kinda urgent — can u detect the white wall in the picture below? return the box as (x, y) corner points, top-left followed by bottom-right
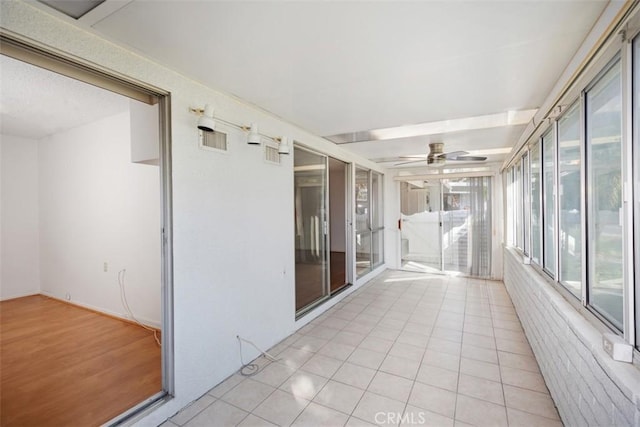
(0, 134), (40, 300)
(0, 3), (387, 425)
(38, 111), (161, 325)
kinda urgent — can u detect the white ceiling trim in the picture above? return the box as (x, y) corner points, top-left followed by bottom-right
(328, 109), (538, 144)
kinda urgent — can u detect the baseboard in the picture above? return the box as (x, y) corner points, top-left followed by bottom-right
(0, 290), (40, 302)
(39, 291), (161, 330)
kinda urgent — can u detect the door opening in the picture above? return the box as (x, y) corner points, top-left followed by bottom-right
(0, 33), (173, 426)
(400, 177), (492, 277)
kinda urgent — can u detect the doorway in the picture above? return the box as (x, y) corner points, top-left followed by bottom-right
(294, 146), (350, 315)
(0, 35), (172, 425)
(400, 176), (492, 277)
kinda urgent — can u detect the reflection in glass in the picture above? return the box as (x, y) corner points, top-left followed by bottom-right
(442, 177), (492, 277)
(515, 162), (523, 250)
(530, 142), (542, 264)
(634, 36), (640, 347)
(329, 158), (348, 293)
(558, 103), (581, 297)
(371, 172), (384, 268)
(400, 181), (442, 272)
(587, 60), (623, 329)
(294, 147), (328, 311)
(355, 168), (371, 277)
(523, 153), (530, 256)
(543, 130), (556, 274)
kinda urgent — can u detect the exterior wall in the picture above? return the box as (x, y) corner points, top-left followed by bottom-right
(503, 248), (640, 426)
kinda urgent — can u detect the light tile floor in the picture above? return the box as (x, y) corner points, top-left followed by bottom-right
(163, 270), (562, 427)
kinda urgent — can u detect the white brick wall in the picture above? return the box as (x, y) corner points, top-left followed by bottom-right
(503, 248), (640, 426)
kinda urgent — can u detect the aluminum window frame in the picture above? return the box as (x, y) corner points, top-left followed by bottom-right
(557, 99), (583, 299)
(584, 54), (626, 333)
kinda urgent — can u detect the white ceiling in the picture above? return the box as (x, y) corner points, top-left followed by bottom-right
(14, 1), (609, 169)
(0, 54), (129, 139)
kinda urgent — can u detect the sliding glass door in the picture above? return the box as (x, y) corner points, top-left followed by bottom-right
(355, 168), (384, 279)
(400, 181), (442, 272)
(329, 158), (349, 293)
(442, 177), (492, 276)
(294, 148), (329, 312)
(400, 177), (492, 277)
(294, 147), (351, 315)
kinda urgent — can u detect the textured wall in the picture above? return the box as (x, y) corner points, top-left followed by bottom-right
(503, 248), (640, 426)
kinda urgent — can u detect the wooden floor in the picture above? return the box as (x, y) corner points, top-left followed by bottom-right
(0, 295), (161, 426)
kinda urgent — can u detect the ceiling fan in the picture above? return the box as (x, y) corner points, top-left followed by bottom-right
(395, 142), (487, 167)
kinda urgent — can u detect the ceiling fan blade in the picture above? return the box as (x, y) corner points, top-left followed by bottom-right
(448, 155), (488, 161)
(372, 156), (427, 163)
(395, 159), (427, 166)
(439, 151), (469, 159)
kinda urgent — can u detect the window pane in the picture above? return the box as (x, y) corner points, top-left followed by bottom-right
(586, 60), (623, 330)
(355, 168), (371, 277)
(294, 147), (328, 311)
(523, 153), (530, 255)
(543, 130), (556, 274)
(372, 172), (384, 229)
(372, 230), (383, 267)
(515, 162), (522, 249)
(531, 143), (542, 264)
(371, 171), (384, 267)
(506, 169), (513, 246)
(634, 35), (640, 347)
(558, 103), (582, 297)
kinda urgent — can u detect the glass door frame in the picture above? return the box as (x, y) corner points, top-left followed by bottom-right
(294, 144), (354, 318)
(399, 174), (493, 278)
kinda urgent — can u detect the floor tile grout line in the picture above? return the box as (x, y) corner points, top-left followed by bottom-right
(400, 275), (452, 424)
(279, 274), (420, 425)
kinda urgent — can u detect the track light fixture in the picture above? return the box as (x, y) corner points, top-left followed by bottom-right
(188, 106), (291, 154)
(246, 123), (261, 145)
(197, 104), (215, 132)
(277, 136), (291, 154)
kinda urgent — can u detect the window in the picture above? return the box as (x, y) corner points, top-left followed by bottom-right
(542, 129), (556, 275)
(355, 168), (384, 278)
(558, 102), (581, 297)
(586, 58), (623, 330)
(515, 161), (523, 250)
(505, 167), (514, 246)
(523, 152), (530, 256)
(634, 34), (640, 346)
(530, 142), (542, 265)
(371, 171), (384, 267)
(504, 15), (639, 342)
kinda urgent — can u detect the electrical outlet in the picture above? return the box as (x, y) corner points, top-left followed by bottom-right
(603, 333), (632, 362)
(103, 262), (108, 272)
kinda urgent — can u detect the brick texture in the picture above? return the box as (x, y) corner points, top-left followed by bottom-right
(503, 248), (639, 427)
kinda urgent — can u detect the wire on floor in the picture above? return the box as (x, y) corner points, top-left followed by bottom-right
(118, 269), (161, 347)
(237, 335), (279, 376)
